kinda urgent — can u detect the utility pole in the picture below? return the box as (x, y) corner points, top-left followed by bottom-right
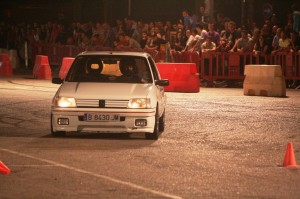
(241, 0), (246, 26)
(205, 0), (214, 22)
(128, 0), (131, 16)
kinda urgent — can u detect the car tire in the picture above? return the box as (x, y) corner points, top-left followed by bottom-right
(51, 130), (66, 137)
(159, 109), (165, 132)
(145, 106), (160, 140)
(50, 114), (66, 137)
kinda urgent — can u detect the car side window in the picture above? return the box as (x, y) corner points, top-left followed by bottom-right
(135, 58), (152, 83)
(65, 56), (85, 82)
(148, 57), (160, 81)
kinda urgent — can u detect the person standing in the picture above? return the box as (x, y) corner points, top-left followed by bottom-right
(207, 23), (220, 48)
(198, 5), (210, 25)
(225, 21), (240, 51)
(182, 10), (192, 30)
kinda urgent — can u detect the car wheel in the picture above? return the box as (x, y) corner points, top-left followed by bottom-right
(145, 106), (160, 140)
(159, 109), (165, 132)
(50, 114), (66, 137)
(51, 130), (66, 137)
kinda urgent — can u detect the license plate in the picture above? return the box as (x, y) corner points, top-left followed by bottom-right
(84, 113), (119, 121)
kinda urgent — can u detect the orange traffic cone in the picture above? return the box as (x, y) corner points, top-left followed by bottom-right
(0, 161), (11, 174)
(282, 142), (300, 169)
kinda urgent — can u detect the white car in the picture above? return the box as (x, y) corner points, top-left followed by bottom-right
(51, 51), (169, 139)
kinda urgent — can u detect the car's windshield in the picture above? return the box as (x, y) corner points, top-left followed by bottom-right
(65, 55), (153, 84)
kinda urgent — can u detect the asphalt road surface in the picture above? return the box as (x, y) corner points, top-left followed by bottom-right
(0, 77), (300, 199)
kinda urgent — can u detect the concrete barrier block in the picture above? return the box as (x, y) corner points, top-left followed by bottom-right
(243, 65), (286, 97)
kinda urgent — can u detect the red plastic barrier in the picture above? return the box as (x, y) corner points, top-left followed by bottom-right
(59, 57), (75, 79)
(170, 50), (179, 62)
(156, 63), (200, 93)
(182, 51), (199, 70)
(30, 43), (300, 82)
(270, 52), (300, 80)
(228, 53), (240, 77)
(285, 53), (294, 77)
(0, 53), (13, 76)
(33, 55), (52, 79)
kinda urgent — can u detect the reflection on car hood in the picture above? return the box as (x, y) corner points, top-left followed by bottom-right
(58, 82), (153, 99)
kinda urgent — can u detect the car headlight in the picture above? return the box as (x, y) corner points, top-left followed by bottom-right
(55, 97), (76, 108)
(128, 98), (151, 108)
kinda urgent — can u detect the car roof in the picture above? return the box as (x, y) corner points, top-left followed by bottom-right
(78, 51), (151, 58)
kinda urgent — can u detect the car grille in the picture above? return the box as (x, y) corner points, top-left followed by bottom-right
(76, 99), (128, 108)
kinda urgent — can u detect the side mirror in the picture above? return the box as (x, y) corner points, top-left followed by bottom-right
(155, 79), (169, 86)
(52, 77), (63, 84)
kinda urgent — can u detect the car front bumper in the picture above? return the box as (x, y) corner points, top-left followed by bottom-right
(51, 107), (156, 133)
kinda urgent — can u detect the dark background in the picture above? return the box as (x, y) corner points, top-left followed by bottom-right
(0, 0), (297, 28)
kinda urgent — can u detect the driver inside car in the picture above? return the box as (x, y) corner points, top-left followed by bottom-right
(119, 59), (146, 83)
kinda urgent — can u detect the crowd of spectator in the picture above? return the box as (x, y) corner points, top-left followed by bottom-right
(1, 4), (300, 60)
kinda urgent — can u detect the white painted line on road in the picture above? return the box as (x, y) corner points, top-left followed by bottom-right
(8, 165), (59, 167)
(1, 148), (182, 199)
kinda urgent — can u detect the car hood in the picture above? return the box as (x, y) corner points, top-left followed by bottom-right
(57, 82), (153, 100)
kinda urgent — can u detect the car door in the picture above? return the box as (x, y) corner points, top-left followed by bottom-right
(148, 56), (166, 116)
